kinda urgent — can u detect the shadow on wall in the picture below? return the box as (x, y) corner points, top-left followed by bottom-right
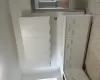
(75, 0), (88, 10)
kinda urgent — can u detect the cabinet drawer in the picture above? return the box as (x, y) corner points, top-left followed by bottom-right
(65, 17), (75, 38)
(64, 38), (72, 68)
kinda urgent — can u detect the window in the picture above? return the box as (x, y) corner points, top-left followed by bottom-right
(31, 0), (69, 10)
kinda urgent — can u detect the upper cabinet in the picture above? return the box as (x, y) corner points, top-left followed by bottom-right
(64, 15), (92, 80)
(64, 15), (92, 70)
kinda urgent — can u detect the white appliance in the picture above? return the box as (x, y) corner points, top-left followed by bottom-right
(19, 16), (51, 69)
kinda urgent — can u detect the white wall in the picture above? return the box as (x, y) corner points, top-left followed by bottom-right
(8, 0), (32, 70)
(0, 0), (21, 80)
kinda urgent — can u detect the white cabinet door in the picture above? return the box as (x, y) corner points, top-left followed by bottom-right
(70, 15), (91, 69)
(64, 15), (91, 70)
(19, 16), (51, 69)
(64, 38), (72, 69)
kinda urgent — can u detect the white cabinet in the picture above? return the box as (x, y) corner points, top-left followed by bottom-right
(11, 11), (91, 80)
(64, 15), (91, 78)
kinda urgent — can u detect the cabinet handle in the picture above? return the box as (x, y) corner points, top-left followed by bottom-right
(73, 20), (75, 24)
(68, 24), (71, 31)
(67, 44), (69, 48)
(72, 30), (74, 35)
(71, 40), (73, 44)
